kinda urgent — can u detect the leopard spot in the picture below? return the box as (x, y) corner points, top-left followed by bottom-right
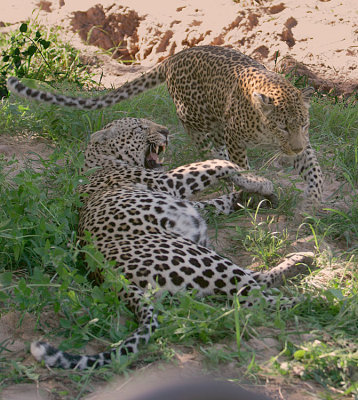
(233, 269), (246, 276)
(230, 276), (241, 285)
(153, 274), (166, 286)
(189, 258), (201, 268)
(215, 279), (226, 288)
(172, 256), (184, 266)
(180, 266), (195, 275)
(169, 271), (184, 286)
(216, 263), (227, 272)
(203, 269), (214, 278)
(193, 276), (209, 288)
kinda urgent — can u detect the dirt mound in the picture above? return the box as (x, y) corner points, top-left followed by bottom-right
(71, 4), (143, 60)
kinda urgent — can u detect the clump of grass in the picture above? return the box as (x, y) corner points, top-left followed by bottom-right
(310, 98), (358, 185)
(304, 96), (358, 251)
(305, 198), (358, 252)
(0, 20), (95, 96)
(0, 148), (82, 272)
(233, 206), (290, 266)
(270, 262), (358, 396)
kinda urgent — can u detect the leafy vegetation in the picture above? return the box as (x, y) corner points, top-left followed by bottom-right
(0, 21), (357, 400)
(0, 20), (95, 97)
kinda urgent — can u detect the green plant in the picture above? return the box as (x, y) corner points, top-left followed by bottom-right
(0, 21), (95, 96)
(233, 207), (290, 265)
(310, 98), (358, 185)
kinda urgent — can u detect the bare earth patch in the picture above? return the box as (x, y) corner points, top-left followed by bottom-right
(0, 134), (54, 177)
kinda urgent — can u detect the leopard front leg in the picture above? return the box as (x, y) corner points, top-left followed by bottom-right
(154, 160), (277, 206)
(293, 144), (323, 202)
(225, 142), (250, 170)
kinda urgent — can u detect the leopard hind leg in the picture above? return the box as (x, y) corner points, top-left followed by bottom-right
(252, 252), (315, 289)
(240, 252), (315, 309)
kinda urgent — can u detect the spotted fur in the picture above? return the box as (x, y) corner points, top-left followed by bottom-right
(7, 45), (323, 201)
(30, 117), (314, 370)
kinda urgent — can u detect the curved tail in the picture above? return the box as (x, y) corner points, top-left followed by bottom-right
(6, 63), (166, 110)
(31, 285), (159, 370)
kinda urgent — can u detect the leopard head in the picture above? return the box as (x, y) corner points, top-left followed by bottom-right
(85, 118), (169, 170)
(252, 85), (314, 156)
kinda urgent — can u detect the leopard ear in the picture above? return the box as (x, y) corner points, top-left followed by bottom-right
(90, 128), (109, 144)
(252, 92), (275, 117)
(301, 86), (315, 106)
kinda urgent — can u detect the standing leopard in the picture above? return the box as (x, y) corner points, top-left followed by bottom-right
(30, 117), (314, 370)
(7, 45), (323, 202)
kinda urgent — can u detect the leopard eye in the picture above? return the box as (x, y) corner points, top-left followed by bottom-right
(277, 125), (289, 134)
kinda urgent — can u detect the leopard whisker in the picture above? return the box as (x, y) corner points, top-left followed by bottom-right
(260, 151), (281, 169)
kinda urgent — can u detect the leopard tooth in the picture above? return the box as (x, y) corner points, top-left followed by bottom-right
(159, 157), (165, 163)
(155, 145), (159, 154)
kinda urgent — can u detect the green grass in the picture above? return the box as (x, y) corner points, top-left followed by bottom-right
(0, 23), (357, 399)
(310, 98), (358, 184)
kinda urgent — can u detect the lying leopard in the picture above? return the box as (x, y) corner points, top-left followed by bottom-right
(7, 45), (323, 202)
(30, 117), (314, 370)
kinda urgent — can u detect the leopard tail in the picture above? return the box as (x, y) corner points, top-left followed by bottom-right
(31, 285), (159, 370)
(7, 62), (167, 110)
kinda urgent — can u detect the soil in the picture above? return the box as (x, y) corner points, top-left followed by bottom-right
(0, 1), (357, 399)
(0, 134), (54, 178)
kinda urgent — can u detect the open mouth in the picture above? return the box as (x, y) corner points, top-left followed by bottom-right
(145, 142), (166, 169)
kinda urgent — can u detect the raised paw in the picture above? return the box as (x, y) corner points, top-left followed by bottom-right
(231, 172), (273, 195)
